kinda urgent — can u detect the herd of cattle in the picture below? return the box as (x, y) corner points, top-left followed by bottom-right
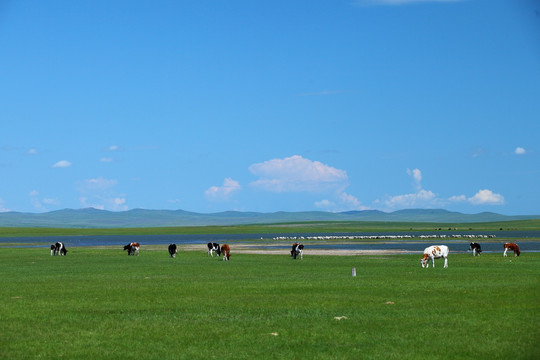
(420, 242), (521, 268)
(49, 240), (521, 267)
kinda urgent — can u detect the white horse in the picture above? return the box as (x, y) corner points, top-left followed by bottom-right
(421, 245), (449, 268)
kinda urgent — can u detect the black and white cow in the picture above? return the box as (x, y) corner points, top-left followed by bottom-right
(291, 243), (304, 260)
(168, 243), (178, 258)
(51, 242), (67, 256)
(207, 242), (221, 257)
(469, 242), (482, 256)
(123, 242), (140, 256)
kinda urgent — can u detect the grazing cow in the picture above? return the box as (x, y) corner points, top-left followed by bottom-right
(207, 242), (221, 257)
(469, 242), (482, 256)
(51, 242), (67, 256)
(124, 242), (140, 256)
(168, 243), (177, 258)
(291, 243), (304, 260)
(503, 243), (520, 257)
(221, 244), (230, 261)
(421, 245), (449, 268)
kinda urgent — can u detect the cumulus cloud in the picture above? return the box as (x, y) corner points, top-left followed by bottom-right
(249, 155), (348, 193)
(314, 192), (365, 212)
(515, 147), (526, 155)
(385, 189), (437, 208)
(52, 160), (72, 168)
(468, 189), (505, 205)
(249, 155), (364, 211)
(448, 195), (467, 202)
(340, 192), (362, 209)
(380, 169), (505, 209)
(382, 169), (504, 209)
(407, 168), (422, 191)
(383, 168), (435, 208)
(205, 178), (241, 201)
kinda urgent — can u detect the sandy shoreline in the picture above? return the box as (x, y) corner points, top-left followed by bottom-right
(171, 244), (414, 256)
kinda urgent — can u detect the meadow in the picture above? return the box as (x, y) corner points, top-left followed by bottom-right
(1, 218), (540, 237)
(0, 246), (538, 359)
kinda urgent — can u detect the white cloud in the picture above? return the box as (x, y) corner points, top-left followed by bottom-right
(385, 189), (437, 208)
(382, 168), (436, 208)
(407, 168), (422, 191)
(52, 160), (72, 168)
(81, 177), (118, 191)
(28, 190), (60, 211)
(77, 177), (127, 210)
(114, 198), (126, 206)
(205, 177), (241, 201)
(249, 155), (348, 193)
(468, 189), (504, 205)
(27, 148), (37, 155)
(0, 198), (9, 212)
(448, 194), (467, 202)
(80, 197), (105, 210)
(379, 168), (506, 210)
(109, 145), (119, 151)
(515, 147), (526, 155)
(314, 192), (365, 212)
(100, 157), (114, 163)
(29, 190), (46, 211)
(315, 199), (335, 209)
(340, 192), (361, 209)
(42, 198), (59, 205)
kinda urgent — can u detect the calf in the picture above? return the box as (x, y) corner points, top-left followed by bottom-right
(469, 242), (482, 256)
(421, 245), (449, 268)
(124, 242), (140, 256)
(221, 244), (231, 261)
(52, 242), (67, 256)
(207, 242), (221, 257)
(503, 243), (520, 257)
(168, 243), (177, 258)
(291, 243), (304, 260)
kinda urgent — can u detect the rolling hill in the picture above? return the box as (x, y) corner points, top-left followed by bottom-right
(0, 208), (538, 228)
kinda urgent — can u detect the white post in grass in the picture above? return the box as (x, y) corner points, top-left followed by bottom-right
(352, 267), (356, 277)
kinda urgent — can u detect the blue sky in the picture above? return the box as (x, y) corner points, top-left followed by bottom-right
(1, 0), (539, 215)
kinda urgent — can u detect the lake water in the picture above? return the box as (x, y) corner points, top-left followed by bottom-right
(2, 231), (540, 253)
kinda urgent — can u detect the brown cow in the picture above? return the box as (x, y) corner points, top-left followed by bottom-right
(503, 243), (520, 257)
(221, 244), (231, 261)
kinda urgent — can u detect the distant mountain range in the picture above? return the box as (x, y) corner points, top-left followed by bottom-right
(0, 208), (538, 228)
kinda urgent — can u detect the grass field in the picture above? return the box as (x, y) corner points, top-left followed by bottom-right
(1, 218), (540, 237)
(1, 247), (538, 359)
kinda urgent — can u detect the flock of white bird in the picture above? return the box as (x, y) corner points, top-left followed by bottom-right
(271, 234), (496, 241)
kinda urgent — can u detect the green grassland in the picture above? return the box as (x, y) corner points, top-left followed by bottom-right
(1, 218), (540, 238)
(0, 247), (538, 359)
